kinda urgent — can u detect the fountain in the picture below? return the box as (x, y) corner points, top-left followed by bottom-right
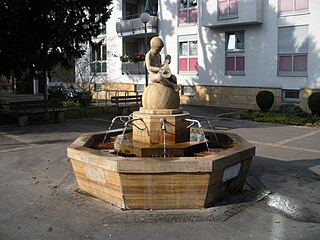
(67, 37), (255, 210)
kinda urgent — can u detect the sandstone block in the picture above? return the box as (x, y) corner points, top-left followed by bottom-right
(142, 83), (180, 109)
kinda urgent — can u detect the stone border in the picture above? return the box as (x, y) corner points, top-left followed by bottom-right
(55, 171), (270, 223)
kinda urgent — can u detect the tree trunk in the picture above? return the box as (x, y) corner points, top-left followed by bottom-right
(42, 69), (48, 102)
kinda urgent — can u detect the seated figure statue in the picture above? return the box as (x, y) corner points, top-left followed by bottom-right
(145, 37), (180, 91)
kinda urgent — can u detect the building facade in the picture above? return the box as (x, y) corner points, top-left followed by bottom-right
(77, 0), (320, 111)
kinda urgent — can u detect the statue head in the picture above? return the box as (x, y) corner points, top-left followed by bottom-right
(150, 37), (164, 54)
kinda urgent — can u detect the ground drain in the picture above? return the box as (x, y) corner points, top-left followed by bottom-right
(55, 171), (270, 223)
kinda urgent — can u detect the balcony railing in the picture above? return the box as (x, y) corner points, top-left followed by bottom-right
(116, 13), (158, 37)
(202, 0), (263, 28)
(121, 62), (146, 75)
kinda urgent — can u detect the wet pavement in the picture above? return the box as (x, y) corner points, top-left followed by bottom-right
(0, 105), (319, 240)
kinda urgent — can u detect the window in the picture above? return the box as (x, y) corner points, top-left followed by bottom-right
(99, 22), (106, 35)
(94, 83), (102, 91)
(218, 0), (238, 19)
(225, 31), (245, 75)
(96, 14), (107, 35)
(279, 0), (309, 14)
(278, 26), (308, 76)
(179, 40), (198, 72)
(179, 0), (198, 24)
(135, 84), (144, 93)
(91, 43), (107, 74)
(282, 89), (300, 102)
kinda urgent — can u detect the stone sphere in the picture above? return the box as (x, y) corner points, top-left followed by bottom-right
(142, 83), (180, 109)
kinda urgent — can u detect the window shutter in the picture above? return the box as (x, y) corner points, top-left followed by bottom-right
(278, 25), (308, 54)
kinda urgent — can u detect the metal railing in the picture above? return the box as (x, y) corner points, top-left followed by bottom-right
(121, 61), (146, 75)
(116, 13), (158, 36)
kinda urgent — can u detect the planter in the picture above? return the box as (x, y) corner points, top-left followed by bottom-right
(121, 62), (145, 75)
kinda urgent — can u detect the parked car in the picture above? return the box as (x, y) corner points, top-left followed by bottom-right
(48, 82), (84, 101)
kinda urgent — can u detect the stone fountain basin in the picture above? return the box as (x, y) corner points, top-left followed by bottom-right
(67, 129), (255, 210)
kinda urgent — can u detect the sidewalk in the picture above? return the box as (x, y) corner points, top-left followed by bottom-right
(0, 106), (319, 240)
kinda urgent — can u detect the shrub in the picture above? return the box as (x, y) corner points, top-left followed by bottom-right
(79, 92), (93, 106)
(62, 100), (81, 108)
(256, 91), (274, 112)
(239, 111), (307, 126)
(308, 92), (320, 116)
(279, 104), (303, 116)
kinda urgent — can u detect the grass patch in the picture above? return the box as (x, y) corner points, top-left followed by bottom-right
(237, 110), (320, 127)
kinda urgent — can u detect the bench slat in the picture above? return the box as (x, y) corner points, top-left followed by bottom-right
(8, 100), (58, 112)
(110, 95), (142, 105)
(111, 95), (142, 98)
(108, 95), (142, 115)
(111, 99), (141, 104)
(0, 100), (65, 126)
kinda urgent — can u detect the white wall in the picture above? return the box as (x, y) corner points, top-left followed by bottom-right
(197, 0), (320, 90)
(202, 0), (263, 27)
(77, 0), (320, 90)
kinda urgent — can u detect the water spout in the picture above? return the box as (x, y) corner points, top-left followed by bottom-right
(124, 118), (148, 131)
(118, 118), (149, 145)
(185, 119), (209, 150)
(190, 115), (214, 130)
(189, 116), (219, 145)
(102, 115), (132, 144)
(160, 118), (167, 157)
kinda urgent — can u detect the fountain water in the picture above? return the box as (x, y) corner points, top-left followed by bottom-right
(185, 118), (209, 151)
(102, 115), (131, 144)
(160, 118), (167, 157)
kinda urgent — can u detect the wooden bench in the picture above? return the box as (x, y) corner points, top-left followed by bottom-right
(108, 95), (142, 115)
(1, 100), (66, 126)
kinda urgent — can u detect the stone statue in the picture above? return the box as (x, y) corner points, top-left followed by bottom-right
(145, 37), (180, 91)
(142, 37), (180, 109)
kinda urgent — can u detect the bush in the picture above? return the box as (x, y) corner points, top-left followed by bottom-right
(79, 92), (93, 106)
(256, 91), (274, 112)
(308, 92), (320, 116)
(62, 100), (81, 108)
(239, 111), (309, 126)
(279, 104), (303, 116)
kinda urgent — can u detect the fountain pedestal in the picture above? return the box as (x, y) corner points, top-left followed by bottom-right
(132, 108), (190, 145)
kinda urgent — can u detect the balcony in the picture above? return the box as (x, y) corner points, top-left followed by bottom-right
(202, 0), (263, 28)
(121, 62), (146, 75)
(116, 13), (158, 37)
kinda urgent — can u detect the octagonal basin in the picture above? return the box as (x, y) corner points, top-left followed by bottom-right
(67, 129), (255, 210)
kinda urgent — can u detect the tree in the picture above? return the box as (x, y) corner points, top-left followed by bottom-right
(0, 0), (112, 99)
(52, 46), (100, 106)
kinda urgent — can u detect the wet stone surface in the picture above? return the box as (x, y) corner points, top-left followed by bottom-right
(55, 172), (270, 223)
